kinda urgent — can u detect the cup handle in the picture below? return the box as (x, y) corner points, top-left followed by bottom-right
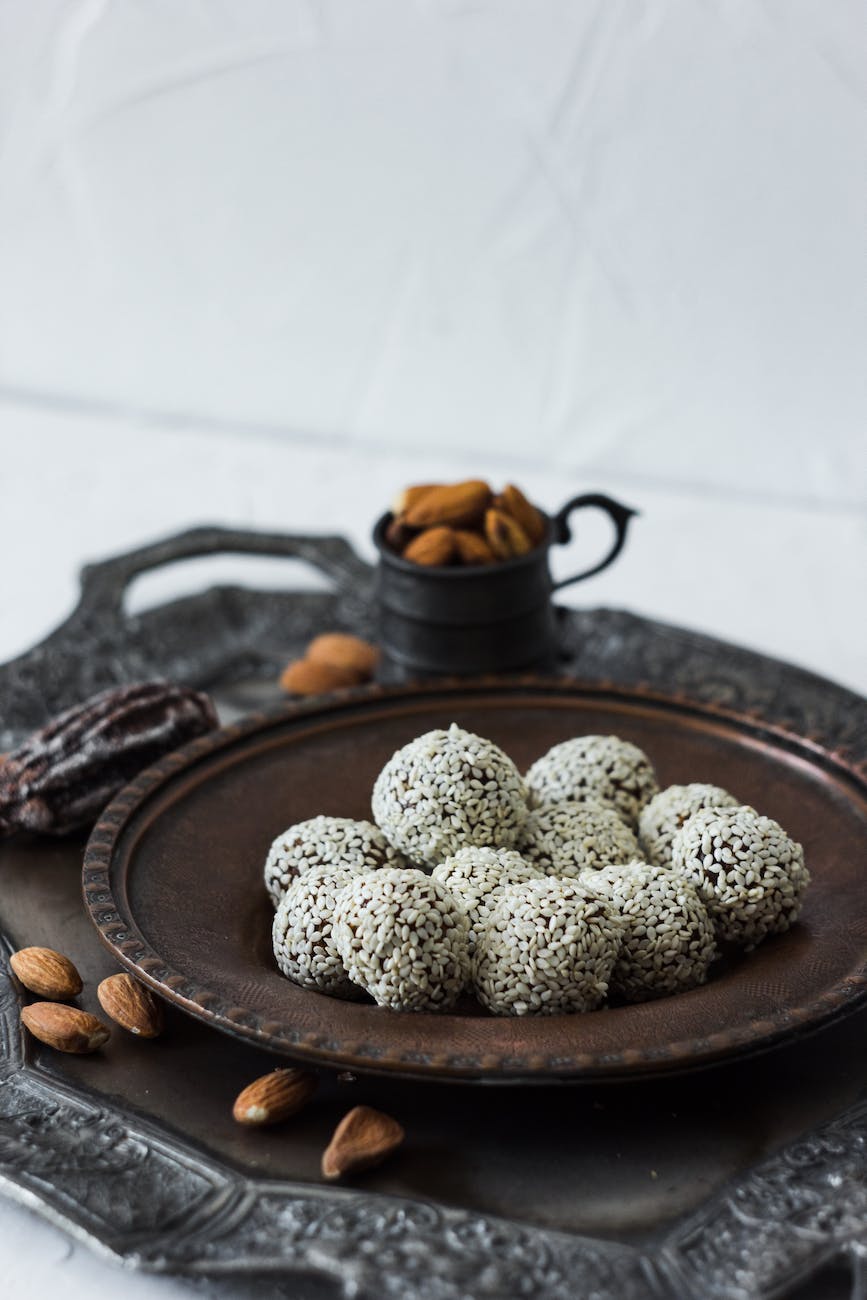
(550, 493), (638, 591)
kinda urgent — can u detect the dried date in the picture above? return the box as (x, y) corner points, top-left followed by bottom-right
(0, 681), (218, 837)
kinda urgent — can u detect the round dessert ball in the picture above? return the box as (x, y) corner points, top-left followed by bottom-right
(519, 799), (640, 878)
(524, 735), (658, 826)
(671, 806), (810, 947)
(585, 862), (717, 1002)
(371, 723), (528, 869)
(472, 878), (623, 1016)
(333, 867), (471, 1011)
(639, 784), (741, 867)
(272, 865), (361, 999)
(431, 847), (544, 948)
(264, 816), (403, 908)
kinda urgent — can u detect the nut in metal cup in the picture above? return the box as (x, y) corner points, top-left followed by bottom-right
(373, 493), (638, 679)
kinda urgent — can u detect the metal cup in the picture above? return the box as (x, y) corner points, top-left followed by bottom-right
(373, 493), (637, 678)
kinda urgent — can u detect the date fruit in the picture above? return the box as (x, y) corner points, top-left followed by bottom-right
(0, 681), (218, 837)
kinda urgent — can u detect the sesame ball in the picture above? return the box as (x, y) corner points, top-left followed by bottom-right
(371, 723), (528, 869)
(333, 867), (471, 1011)
(525, 735), (658, 827)
(264, 816), (404, 908)
(472, 878), (623, 1016)
(519, 799), (640, 878)
(431, 847), (544, 948)
(272, 865), (361, 999)
(671, 806), (810, 948)
(585, 863), (717, 1002)
(639, 784), (741, 867)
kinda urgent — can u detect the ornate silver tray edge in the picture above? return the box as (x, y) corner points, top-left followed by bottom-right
(1, 527), (866, 1300)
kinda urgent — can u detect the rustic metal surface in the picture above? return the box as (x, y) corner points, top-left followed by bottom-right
(0, 525), (374, 751)
(1, 527), (866, 1298)
(3, 522), (866, 761)
(83, 680), (867, 1082)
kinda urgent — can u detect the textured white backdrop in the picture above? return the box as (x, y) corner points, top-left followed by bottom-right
(0, 3), (865, 1296)
(1, 0), (865, 500)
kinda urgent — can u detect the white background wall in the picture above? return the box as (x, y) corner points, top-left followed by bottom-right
(0, 1), (866, 1287)
(1, 0), (864, 696)
(2, 0), (865, 490)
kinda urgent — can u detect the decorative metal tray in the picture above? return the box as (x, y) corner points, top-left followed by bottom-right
(1, 528), (866, 1299)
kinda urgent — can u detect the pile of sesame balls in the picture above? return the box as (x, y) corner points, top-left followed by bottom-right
(268, 724), (810, 1017)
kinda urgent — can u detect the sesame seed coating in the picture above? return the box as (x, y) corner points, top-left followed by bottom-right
(472, 878), (623, 1016)
(520, 799), (640, 877)
(639, 784), (741, 867)
(264, 726), (812, 1015)
(584, 862), (717, 1001)
(431, 847), (544, 948)
(371, 723), (528, 868)
(525, 735), (658, 827)
(671, 806), (810, 947)
(272, 865), (362, 998)
(264, 816), (404, 908)
(332, 867), (471, 1011)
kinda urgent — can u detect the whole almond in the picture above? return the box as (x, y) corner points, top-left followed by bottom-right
(307, 633), (379, 680)
(391, 483), (441, 516)
(10, 947), (82, 1000)
(232, 1067), (318, 1126)
(280, 659), (363, 695)
(97, 973), (164, 1038)
(485, 507), (532, 560)
(453, 529), (496, 566)
(21, 1002), (110, 1054)
(321, 1105), (405, 1180)
(496, 484), (546, 546)
(403, 526), (457, 567)
(404, 480), (491, 529)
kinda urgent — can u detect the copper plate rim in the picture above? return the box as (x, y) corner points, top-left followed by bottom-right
(82, 675), (867, 1083)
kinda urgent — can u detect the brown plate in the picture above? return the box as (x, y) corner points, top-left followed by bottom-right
(83, 679), (867, 1083)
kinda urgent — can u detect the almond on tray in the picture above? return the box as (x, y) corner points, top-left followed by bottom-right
(280, 632), (381, 696)
(385, 479), (546, 568)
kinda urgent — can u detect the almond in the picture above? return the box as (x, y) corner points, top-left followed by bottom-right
(485, 507), (533, 560)
(321, 1105), (405, 1180)
(10, 947), (82, 1000)
(21, 1002), (110, 1054)
(391, 483), (442, 516)
(453, 529), (496, 566)
(403, 480), (491, 529)
(403, 526), (457, 567)
(280, 659), (363, 695)
(232, 1067), (318, 1126)
(496, 484), (546, 546)
(97, 973), (164, 1038)
(306, 633), (379, 680)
